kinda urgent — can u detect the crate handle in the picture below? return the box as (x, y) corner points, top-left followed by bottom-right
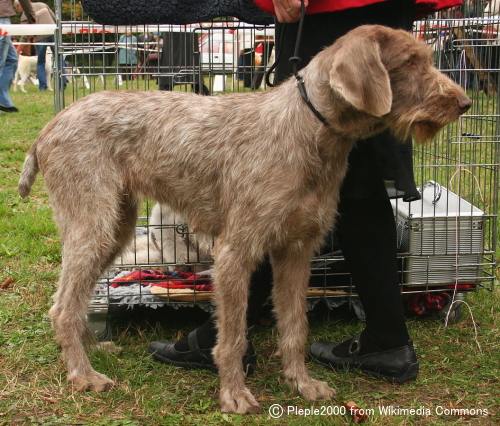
(421, 181), (442, 205)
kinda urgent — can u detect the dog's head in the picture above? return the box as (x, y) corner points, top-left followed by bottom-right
(326, 25), (471, 142)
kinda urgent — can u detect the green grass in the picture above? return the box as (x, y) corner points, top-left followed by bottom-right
(0, 85), (499, 425)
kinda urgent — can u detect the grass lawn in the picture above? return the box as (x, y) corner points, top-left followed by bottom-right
(0, 85), (499, 425)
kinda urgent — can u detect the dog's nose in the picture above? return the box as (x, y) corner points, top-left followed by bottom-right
(458, 96), (472, 114)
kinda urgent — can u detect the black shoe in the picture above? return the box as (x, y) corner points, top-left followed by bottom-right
(310, 336), (419, 384)
(0, 105), (18, 113)
(149, 330), (257, 376)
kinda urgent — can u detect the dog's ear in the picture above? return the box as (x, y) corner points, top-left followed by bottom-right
(329, 36), (392, 117)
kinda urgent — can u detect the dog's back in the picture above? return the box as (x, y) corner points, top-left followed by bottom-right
(21, 88), (309, 239)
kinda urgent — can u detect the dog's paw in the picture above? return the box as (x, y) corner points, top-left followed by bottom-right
(69, 370), (114, 392)
(220, 386), (260, 414)
(296, 377), (336, 401)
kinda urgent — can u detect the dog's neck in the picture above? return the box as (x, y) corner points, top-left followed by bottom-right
(270, 69), (385, 150)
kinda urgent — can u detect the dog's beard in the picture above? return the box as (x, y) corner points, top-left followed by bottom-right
(411, 121), (443, 144)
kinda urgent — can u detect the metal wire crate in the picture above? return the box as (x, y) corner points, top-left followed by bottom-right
(52, 2), (499, 336)
(393, 180), (486, 286)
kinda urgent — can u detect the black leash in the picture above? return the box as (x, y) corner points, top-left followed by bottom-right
(265, 0), (329, 127)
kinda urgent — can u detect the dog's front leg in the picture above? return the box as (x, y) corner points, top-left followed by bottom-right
(17, 74), (28, 93)
(13, 72), (19, 92)
(212, 239), (261, 414)
(271, 242), (336, 401)
(20, 79), (28, 94)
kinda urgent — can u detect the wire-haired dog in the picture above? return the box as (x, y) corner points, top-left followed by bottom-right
(19, 25), (470, 414)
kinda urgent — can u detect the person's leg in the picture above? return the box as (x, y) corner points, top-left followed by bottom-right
(36, 44), (48, 91)
(192, 81), (210, 96)
(158, 75), (173, 91)
(336, 196), (410, 352)
(309, 143), (418, 382)
(173, 259), (272, 351)
(309, 196), (418, 382)
(0, 28), (18, 110)
(119, 66), (127, 81)
(192, 257), (273, 341)
(149, 258), (273, 371)
(48, 40), (66, 89)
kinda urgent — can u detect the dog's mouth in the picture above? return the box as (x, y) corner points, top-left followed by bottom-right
(411, 120), (444, 143)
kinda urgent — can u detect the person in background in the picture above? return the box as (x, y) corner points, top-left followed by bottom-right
(118, 30), (138, 81)
(149, 0), (463, 383)
(15, 0), (55, 91)
(158, 30), (209, 95)
(0, 0), (34, 112)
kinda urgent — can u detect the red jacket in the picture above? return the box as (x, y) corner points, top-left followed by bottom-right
(254, 0), (463, 17)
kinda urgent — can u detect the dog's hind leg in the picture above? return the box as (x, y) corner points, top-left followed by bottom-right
(19, 75), (29, 93)
(48, 192), (138, 392)
(271, 242), (336, 401)
(212, 238), (261, 414)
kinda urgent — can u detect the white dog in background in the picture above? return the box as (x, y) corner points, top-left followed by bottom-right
(14, 50), (91, 93)
(13, 49), (53, 93)
(118, 203), (211, 266)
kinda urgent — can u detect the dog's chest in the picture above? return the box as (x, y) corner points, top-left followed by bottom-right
(286, 139), (354, 236)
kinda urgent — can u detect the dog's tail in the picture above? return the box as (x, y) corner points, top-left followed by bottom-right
(18, 142), (39, 198)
